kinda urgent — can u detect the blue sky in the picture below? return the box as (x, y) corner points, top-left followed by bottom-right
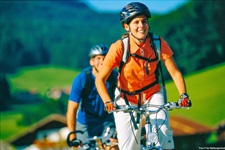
(85, 0), (188, 14)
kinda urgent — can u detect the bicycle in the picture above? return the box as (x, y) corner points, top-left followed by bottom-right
(66, 126), (118, 150)
(110, 102), (190, 150)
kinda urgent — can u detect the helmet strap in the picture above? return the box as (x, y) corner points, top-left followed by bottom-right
(129, 31), (146, 43)
(93, 66), (99, 73)
(128, 25), (147, 43)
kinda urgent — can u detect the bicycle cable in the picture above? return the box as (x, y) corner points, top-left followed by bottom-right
(130, 109), (139, 145)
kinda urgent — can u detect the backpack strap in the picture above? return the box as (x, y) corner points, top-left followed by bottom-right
(151, 34), (167, 102)
(119, 33), (160, 74)
(119, 36), (130, 73)
(117, 33), (166, 128)
(81, 68), (93, 112)
(149, 33), (165, 86)
(152, 34), (161, 62)
(81, 68), (117, 111)
(118, 32), (165, 93)
(81, 68), (108, 118)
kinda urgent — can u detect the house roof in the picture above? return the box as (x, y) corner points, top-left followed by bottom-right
(7, 114), (214, 148)
(7, 114), (67, 146)
(170, 115), (214, 136)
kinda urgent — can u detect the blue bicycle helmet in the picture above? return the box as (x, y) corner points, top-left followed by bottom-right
(120, 2), (151, 25)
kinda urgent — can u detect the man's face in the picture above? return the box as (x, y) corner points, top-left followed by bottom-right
(90, 55), (105, 73)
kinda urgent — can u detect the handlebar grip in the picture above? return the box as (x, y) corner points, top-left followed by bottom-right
(188, 100), (192, 107)
(67, 130), (83, 147)
(174, 102), (179, 106)
(70, 138), (82, 147)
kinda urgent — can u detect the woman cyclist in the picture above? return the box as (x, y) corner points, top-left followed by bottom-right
(96, 2), (191, 150)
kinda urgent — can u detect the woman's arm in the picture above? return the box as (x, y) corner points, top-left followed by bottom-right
(96, 41), (121, 110)
(164, 57), (187, 95)
(96, 66), (113, 104)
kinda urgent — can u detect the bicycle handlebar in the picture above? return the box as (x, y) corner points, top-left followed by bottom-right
(67, 130), (83, 147)
(67, 126), (116, 148)
(109, 102), (189, 114)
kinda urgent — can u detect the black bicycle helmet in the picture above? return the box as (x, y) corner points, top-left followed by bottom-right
(88, 44), (109, 58)
(120, 2), (151, 25)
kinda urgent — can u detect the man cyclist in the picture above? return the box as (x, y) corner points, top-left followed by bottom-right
(66, 44), (118, 149)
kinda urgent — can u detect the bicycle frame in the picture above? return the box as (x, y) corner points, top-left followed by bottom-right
(110, 102), (189, 150)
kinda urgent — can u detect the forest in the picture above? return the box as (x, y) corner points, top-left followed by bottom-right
(0, 0), (224, 78)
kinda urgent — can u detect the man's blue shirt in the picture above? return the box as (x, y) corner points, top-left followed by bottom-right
(69, 67), (117, 125)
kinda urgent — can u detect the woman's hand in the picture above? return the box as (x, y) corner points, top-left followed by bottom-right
(104, 101), (115, 112)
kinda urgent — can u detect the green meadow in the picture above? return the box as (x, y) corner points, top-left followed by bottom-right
(1, 63), (225, 140)
(8, 66), (80, 95)
(1, 66), (80, 140)
(167, 62), (225, 126)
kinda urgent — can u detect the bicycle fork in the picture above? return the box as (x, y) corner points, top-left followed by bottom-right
(145, 116), (160, 150)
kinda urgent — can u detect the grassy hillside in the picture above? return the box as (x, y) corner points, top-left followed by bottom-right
(1, 66), (80, 140)
(1, 112), (27, 140)
(8, 65), (80, 95)
(166, 62), (225, 126)
(8, 63), (225, 127)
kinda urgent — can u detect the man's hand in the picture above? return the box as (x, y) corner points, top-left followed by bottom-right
(67, 131), (82, 149)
